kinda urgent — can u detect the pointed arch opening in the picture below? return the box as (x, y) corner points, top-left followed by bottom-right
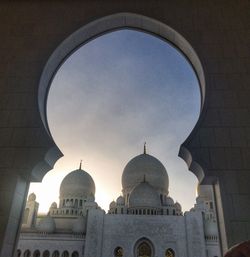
(134, 238), (154, 257)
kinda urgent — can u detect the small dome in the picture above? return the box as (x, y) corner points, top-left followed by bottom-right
(109, 200), (116, 209)
(28, 193), (36, 202)
(38, 215), (56, 233)
(129, 181), (161, 208)
(204, 219), (218, 237)
(116, 196), (125, 205)
(174, 202), (182, 210)
(50, 202), (57, 209)
(164, 196), (174, 206)
(60, 168), (95, 199)
(122, 153), (169, 195)
(72, 216), (86, 234)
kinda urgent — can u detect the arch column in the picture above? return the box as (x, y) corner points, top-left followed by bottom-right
(0, 173), (28, 257)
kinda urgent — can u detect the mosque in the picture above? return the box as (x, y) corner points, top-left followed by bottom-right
(17, 148), (221, 257)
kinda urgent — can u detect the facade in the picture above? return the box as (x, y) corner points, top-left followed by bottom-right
(17, 151), (221, 257)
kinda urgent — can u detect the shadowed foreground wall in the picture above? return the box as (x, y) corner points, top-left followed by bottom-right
(0, 1), (250, 256)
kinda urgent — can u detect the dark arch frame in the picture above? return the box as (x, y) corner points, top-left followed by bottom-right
(114, 246), (123, 257)
(37, 12), (207, 182)
(33, 250), (41, 257)
(165, 248), (175, 257)
(52, 251), (59, 257)
(42, 250), (50, 257)
(134, 237), (155, 257)
(24, 250), (31, 257)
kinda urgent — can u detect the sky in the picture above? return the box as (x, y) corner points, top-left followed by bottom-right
(29, 29), (200, 213)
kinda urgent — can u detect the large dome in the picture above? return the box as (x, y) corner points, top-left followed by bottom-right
(60, 168), (95, 199)
(122, 153), (169, 195)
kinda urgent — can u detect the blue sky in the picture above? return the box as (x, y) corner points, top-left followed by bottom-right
(29, 29), (200, 213)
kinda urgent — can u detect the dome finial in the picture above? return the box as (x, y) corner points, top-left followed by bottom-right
(79, 160), (82, 170)
(143, 142), (147, 154)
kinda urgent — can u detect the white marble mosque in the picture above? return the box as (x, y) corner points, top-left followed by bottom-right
(17, 148), (221, 257)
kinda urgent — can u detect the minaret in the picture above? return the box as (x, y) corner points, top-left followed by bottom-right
(22, 193), (39, 228)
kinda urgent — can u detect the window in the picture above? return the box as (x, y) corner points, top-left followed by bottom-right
(43, 250), (50, 257)
(71, 251), (79, 257)
(17, 250), (21, 257)
(114, 247), (123, 257)
(165, 248), (175, 257)
(52, 251), (59, 257)
(24, 250), (31, 257)
(33, 250), (40, 257)
(137, 242), (152, 257)
(61, 251), (69, 257)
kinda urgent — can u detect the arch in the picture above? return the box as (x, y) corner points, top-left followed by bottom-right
(134, 238), (154, 257)
(17, 249), (21, 257)
(52, 251), (59, 257)
(165, 248), (175, 257)
(61, 251), (69, 257)
(33, 250), (41, 257)
(114, 247), (123, 257)
(38, 12), (206, 182)
(43, 250), (50, 257)
(24, 250), (31, 257)
(71, 252), (79, 257)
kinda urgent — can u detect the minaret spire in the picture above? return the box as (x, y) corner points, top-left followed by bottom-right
(143, 142), (147, 154)
(79, 160), (82, 170)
